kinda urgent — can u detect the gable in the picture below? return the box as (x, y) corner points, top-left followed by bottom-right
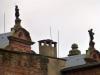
(12, 28), (32, 42)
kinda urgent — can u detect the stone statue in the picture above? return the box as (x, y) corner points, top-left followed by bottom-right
(15, 5), (20, 19)
(88, 29), (95, 48)
(13, 5), (21, 30)
(88, 29), (94, 42)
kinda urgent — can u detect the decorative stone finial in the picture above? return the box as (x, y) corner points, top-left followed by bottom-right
(15, 5), (20, 19)
(68, 43), (81, 56)
(71, 43), (78, 49)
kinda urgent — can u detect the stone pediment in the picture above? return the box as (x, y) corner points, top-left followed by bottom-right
(12, 27), (32, 42)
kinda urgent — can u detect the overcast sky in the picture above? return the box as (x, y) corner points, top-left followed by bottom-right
(0, 0), (100, 57)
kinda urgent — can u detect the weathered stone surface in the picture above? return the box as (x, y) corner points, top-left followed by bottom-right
(48, 58), (66, 75)
(0, 48), (48, 75)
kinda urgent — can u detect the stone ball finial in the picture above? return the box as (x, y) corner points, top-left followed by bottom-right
(68, 43), (81, 56)
(71, 43), (78, 49)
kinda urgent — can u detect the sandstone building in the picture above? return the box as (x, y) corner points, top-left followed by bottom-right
(0, 6), (100, 75)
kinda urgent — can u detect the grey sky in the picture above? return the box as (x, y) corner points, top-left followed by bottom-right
(0, 0), (100, 57)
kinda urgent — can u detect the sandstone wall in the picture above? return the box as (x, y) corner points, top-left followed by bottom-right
(48, 57), (66, 75)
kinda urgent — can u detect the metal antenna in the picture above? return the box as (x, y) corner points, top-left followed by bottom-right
(50, 26), (52, 39)
(4, 12), (5, 33)
(58, 30), (59, 57)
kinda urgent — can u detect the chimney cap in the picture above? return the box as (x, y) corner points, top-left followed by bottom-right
(38, 39), (57, 44)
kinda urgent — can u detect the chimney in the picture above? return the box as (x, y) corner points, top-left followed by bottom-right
(38, 39), (57, 57)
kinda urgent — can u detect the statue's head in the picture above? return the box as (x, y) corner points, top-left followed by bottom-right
(90, 29), (93, 31)
(15, 5), (18, 9)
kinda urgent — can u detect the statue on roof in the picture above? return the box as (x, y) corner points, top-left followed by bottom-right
(15, 5), (20, 19)
(88, 29), (95, 48)
(12, 5), (21, 31)
(88, 29), (94, 42)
